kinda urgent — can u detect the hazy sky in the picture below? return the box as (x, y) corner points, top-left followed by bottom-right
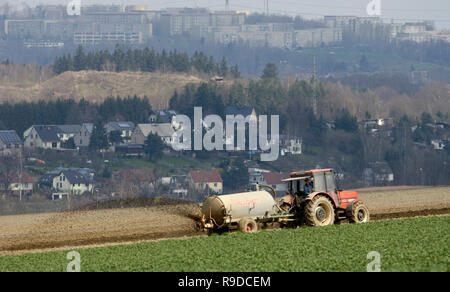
(2, 0), (450, 29)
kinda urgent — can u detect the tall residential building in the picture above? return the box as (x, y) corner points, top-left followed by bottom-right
(74, 11), (153, 44)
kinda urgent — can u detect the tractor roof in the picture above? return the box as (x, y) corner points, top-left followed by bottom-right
(290, 168), (334, 177)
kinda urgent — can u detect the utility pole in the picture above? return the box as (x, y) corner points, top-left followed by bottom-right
(19, 150), (23, 201)
(312, 55), (318, 116)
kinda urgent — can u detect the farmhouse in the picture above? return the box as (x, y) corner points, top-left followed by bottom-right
(131, 123), (175, 146)
(105, 121), (135, 143)
(74, 123), (94, 148)
(52, 168), (95, 195)
(188, 170), (223, 195)
(363, 162), (394, 187)
(113, 169), (156, 193)
(0, 130), (22, 156)
(280, 136), (302, 156)
(260, 172), (290, 192)
(149, 110), (178, 124)
(23, 125), (63, 149)
(40, 168), (95, 195)
(431, 139), (447, 150)
(57, 125), (82, 142)
(0, 171), (34, 197)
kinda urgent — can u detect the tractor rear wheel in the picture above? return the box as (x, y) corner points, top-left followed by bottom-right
(349, 201), (370, 223)
(239, 218), (259, 233)
(304, 195), (335, 226)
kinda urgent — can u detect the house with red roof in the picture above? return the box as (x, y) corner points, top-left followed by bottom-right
(0, 171), (34, 197)
(188, 170), (223, 195)
(261, 172), (290, 192)
(113, 169), (156, 192)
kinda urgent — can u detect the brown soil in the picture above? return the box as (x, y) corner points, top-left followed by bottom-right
(0, 186), (449, 256)
(0, 70), (203, 109)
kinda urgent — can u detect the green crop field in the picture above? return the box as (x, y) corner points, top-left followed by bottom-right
(0, 216), (448, 272)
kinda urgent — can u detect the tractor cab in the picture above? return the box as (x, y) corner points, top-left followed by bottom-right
(285, 175), (314, 196)
(283, 169), (353, 210)
(281, 168), (368, 225)
(283, 169), (339, 198)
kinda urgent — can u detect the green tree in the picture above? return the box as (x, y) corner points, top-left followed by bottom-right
(359, 54), (370, 71)
(445, 142), (450, 155)
(113, 44), (126, 72)
(102, 167), (112, 179)
(108, 130), (123, 145)
(73, 45), (86, 71)
(261, 62), (278, 80)
(222, 158), (249, 192)
(193, 83), (224, 116)
(219, 57), (228, 77)
(421, 112), (434, 125)
(89, 121), (109, 151)
(62, 137), (76, 149)
(144, 132), (165, 161)
(230, 64), (240, 78)
(335, 109), (358, 133)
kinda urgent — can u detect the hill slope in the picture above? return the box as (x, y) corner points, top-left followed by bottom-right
(0, 70), (203, 108)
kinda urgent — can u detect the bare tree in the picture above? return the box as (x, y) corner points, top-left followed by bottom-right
(0, 155), (19, 199)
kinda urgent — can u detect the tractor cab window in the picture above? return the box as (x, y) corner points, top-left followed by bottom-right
(313, 172), (326, 192)
(325, 172), (337, 192)
(288, 180), (302, 195)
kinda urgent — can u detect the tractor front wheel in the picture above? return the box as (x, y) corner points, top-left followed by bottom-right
(239, 218), (259, 233)
(305, 195), (335, 226)
(349, 201), (370, 223)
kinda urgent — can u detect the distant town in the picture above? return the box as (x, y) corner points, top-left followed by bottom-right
(1, 102), (449, 207)
(0, 4), (448, 49)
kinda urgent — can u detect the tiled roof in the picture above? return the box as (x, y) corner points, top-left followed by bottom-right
(137, 123), (175, 138)
(155, 110), (177, 123)
(39, 168), (95, 185)
(262, 172), (290, 185)
(106, 121), (135, 131)
(0, 171), (34, 184)
(189, 170), (223, 183)
(33, 125), (62, 142)
(0, 131), (21, 144)
(57, 125), (82, 134)
(61, 169), (94, 184)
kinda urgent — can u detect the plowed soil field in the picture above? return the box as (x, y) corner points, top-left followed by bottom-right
(1, 186), (449, 255)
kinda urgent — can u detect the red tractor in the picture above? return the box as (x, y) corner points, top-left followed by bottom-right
(281, 168), (369, 226)
(196, 168), (369, 234)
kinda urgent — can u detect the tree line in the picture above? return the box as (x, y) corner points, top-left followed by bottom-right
(53, 45), (240, 78)
(167, 63), (449, 186)
(0, 96), (152, 136)
(169, 63), (358, 143)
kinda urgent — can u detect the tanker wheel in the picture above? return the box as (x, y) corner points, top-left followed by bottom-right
(349, 201), (370, 223)
(239, 218), (259, 233)
(193, 221), (203, 232)
(304, 195), (335, 227)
